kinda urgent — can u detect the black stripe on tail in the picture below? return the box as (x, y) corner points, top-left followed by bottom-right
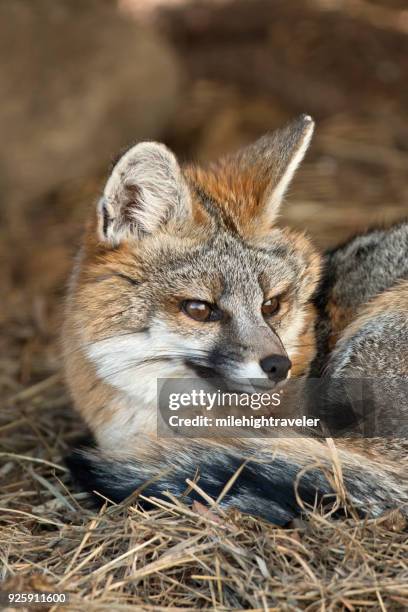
(67, 442), (337, 525)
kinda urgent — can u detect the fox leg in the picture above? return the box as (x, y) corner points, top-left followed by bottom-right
(327, 280), (408, 378)
(315, 281), (408, 454)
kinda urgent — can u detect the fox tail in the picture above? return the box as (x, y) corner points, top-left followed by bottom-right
(67, 437), (406, 525)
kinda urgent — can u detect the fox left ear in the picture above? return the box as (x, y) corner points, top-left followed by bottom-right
(98, 142), (191, 246)
(238, 114), (314, 223)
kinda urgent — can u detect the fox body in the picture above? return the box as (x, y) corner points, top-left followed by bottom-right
(63, 116), (408, 524)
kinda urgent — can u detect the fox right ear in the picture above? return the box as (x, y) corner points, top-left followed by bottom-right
(98, 142), (191, 246)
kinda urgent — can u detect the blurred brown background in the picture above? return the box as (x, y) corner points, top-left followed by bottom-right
(1, 0), (407, 393)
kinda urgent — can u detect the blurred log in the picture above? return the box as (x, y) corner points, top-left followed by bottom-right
(0, 0), (181, 223)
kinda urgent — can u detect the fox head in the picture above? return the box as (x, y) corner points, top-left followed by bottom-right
(66, 115), (321, 409)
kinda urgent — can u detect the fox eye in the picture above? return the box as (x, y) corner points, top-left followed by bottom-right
(182, 300), (218, 322)
(262, 297), (280, 318)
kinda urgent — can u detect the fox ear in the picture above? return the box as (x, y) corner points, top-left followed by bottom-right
(239, 114), (314, 223)
(98, 142), (191, 245)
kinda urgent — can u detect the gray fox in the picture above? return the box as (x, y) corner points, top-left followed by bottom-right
(63, 115), (408, 524)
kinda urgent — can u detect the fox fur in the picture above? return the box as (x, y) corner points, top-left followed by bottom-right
(63, 115), (408, 524)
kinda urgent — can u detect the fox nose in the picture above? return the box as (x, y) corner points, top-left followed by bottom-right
(259, 355), (292, 383)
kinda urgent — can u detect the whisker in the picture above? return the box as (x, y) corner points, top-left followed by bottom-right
(85, 349), (217, 383)
(61, 330), (148, 359)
